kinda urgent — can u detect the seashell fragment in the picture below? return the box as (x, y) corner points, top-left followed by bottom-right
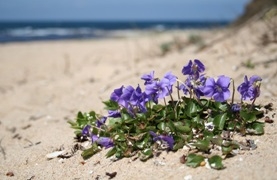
(46, 150), (65, 159)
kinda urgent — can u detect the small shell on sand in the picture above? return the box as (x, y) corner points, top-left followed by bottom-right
(46, 151), (65, 159)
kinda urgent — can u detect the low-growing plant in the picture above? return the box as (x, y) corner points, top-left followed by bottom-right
(69, 59), (265, 170)
(242, 59), (255, 69)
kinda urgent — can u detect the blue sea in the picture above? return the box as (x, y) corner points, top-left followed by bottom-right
(0, 21), (229, 43)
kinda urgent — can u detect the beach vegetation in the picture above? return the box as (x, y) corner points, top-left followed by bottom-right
(69, 59), (267, 170)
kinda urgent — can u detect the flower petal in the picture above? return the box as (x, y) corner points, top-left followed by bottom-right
(217, 75), (230, 88)
(97, 137), (114, 148)
(205, 77), (215, 87)
(182, 60), (193, 75)
(194, 59), (205, 73)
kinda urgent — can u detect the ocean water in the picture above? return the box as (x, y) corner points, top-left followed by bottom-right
(0, 21), (229, 43)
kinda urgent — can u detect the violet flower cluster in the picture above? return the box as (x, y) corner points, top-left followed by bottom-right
(179, 59), (232, 102)
(237, 75), (262, 101)
(82, 125), (114, 148)
(81, 59), (262, 150)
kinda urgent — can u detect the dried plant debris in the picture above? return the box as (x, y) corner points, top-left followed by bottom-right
(46, 143), (85, 160)
(6, 171), (14, 177)
(29, 114), (45, 121)
(22, 124), (32, 130)
(180, 155), (186, 164)
(0, 138), (6, 160)
(264, 116), (274, 123)
(12, 133), (22, 140)
(264, 103), (273, 111)
(105, 172), (117, 179)
(27, 175), (35, 180)
(24, 139), (41, 148)
(46, 150), (65, 159)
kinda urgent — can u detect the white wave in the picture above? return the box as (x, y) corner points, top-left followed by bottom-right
(6, 27), (99, 37)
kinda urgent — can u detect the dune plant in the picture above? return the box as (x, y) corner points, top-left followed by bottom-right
(69, 59), (265, 170)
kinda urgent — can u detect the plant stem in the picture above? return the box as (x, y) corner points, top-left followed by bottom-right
(163, 98), (167, 106)
(166, 86), (174, 103)
(231, 79), (235, 106)
(176, 80), (181, 101)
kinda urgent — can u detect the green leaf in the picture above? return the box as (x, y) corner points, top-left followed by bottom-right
(246, 122), (264, 135)
(226, 121), (236, 131)
(157, 122), (166, 131)
(103, 100), (119, 110)
(192, 115), (201, 123)
(200, 99), (209, 107)
(136, 113), (147, 119)
(76, 111), (89, 127)
(221, 141), (240, 155)
(173, 139), (185, 150)
(210, 136), (223, 146)
(67, 120), (77, 127)
(192, 139), (210, 151)
(81, 143), (101, 160)
(140, 148), (153, 161)
(203, 130), (214, 140)
(213, 102), (228, 111)
(185, 100), (200, 117)
(167, 121), (176, 132)
(176, 125), (191, 133)
(108, 118), (122, 126)
(114, 133), (126, 142)
(213, 113), (227, 131)
(136, 137), (150, 149)
(106, 147), (117, 158)
(186, 153), (205, 168)
(240, 110), (257, 123)
(208, 155), (224, 170)
(121, 112), (131, 121)
(88, 111), (97, 120)
(77, 111), (84, 119)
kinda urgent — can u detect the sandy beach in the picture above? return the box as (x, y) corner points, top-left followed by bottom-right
(0, 18), (277, 180)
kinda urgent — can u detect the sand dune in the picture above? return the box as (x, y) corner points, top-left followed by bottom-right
(0, 19), (277, 179)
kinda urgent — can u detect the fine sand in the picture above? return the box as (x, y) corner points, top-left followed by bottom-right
(0, 19), (277, 180)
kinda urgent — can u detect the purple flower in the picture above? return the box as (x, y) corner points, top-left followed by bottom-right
(125, 85), (148, 113)
(249, 75), (262, 85)
(110, 86), (125, 105)
(128, 85), (142, 106)
(110, 85), (148, 116)
(145, 79), (169, 100)
(91, 134), (99, 142)
(120, 85), (135, 107)
(141, 71), (155, 85)
(150, 131), (174, 150)
(237, 75), (262, 101)
(182, 59), (205, 79)
(91, 134), (114, 148)
(82, 126), (114, 149)
(96, 116), (107, 127)
(82, 125), (91, 136)
(178, 83), (189, 95)
(231, 104), (241, 112)
(145, 72), (176, 101)
(163, 72), (177, 86)
(202, 75), (231, 102)
(178, 74), (206, 98)
(96, 137), (114, 148)
(108, 110), (121, 118)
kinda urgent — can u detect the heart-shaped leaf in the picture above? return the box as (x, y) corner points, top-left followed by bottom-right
(208, 155), (224, 170)
(186, 153), (205, 168)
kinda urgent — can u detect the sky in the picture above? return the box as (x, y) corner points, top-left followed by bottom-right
(0, 0), (250, 21)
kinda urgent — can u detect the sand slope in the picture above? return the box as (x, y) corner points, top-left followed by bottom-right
(0, 19), (277, 179)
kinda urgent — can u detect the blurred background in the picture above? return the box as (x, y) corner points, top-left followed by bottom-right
(0, 0), (251, 43)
